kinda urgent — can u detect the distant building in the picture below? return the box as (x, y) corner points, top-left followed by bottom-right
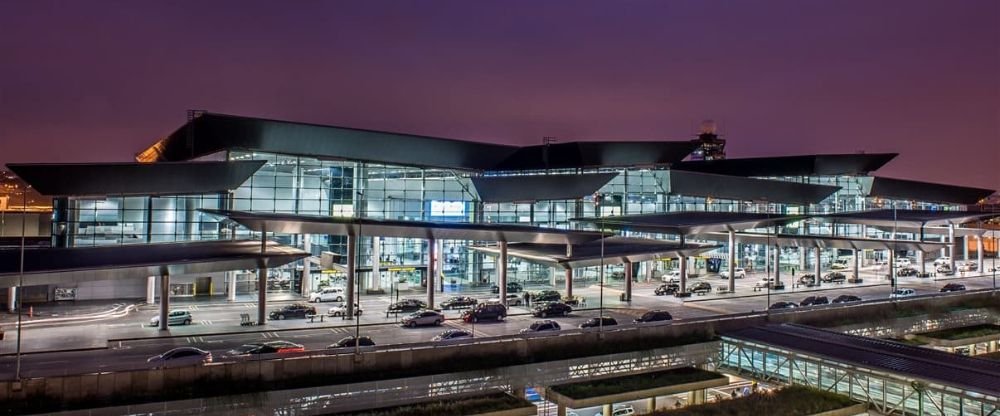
(689, 120), (726, 161)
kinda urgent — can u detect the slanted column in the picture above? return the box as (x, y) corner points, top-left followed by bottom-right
(346, 234), (357, 317)
(227, 271), (237, 302)
(727, 230), (736, 292)
(813, 247), (821, 287)
(147, 276), (156, 305)
(159, 273), (170, 330)
(624, 260), (633, 302)
(7, 287), (16, 313)
(257, 228), (268, 325)
(499, 241), (508, 306)
(427, 237), (436, 308)
(565, 244), (573, 298)
(977, 236), (984, 274)
(301, 235), (312, 296)
(948, 224), (957, 272)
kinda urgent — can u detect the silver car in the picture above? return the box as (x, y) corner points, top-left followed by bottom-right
(400, 310), (445, 328)
(146, 347), (211, 369)
(150, 310), (193, 326)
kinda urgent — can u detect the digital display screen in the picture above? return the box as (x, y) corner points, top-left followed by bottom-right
(429, 200), (465, 217)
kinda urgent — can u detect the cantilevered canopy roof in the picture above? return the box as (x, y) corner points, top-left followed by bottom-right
(6, 161), (265, 197)
(203, 210), (609, 244)
(137, 113), (696, 171)
(0, 240), (306, 288)
(723, 324), (1000, 397)
(868, 225), (994, 238)
(471, 173), (617, 203)
(469, 237), (720, 269)
(862, 176), (995, 205)
(815, 209), (1000, 228)
(572, 212), (807, 235)
(695, 231), (948, 252)
(671, 153), (897, 177)
(659, 170), (840, 205)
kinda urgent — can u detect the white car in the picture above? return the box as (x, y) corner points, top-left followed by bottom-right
(309, 287), (345, 303)
(933, 257), (951, 267)
(719, 267), (746, 279)
(958, 262), (978, 272)
(893, 258), (912, 268)
(661, 270), (681, 283)
(891, 288), (916, 298)
(327, 303), (362, 317)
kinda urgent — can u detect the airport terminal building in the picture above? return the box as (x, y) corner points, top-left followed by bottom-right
(2, 112), (996, 306)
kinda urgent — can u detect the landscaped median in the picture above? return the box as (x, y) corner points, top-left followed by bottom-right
(327, 391), (535, 416)
(906, 324), (1000, 347)
(544, 367), (728, 410)
(652, 385), (864, 416)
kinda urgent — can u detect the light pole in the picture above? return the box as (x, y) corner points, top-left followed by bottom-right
(354, 190), (363, 355)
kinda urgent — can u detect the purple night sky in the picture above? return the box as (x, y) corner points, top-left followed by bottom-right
(1, 1), (997, 189)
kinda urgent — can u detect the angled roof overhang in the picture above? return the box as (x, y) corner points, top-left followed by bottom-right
(661, 170), (840, 205)
(815, 209), (1000, 228)
(868, 225), (993, 238)
(572, 211), (808, 235)
(470, 173), (617, 203)
(0, 240), (307, 288)
(671, 153), (898, 177)
(6, 160), (265, 197)
(203, 210), (608, 245)
(489, 141), (698, 171)
(468, 237), (720, 269)
(862, 176), (995, 205)
(695, 231), (948, 252)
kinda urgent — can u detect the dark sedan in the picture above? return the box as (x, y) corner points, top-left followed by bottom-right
(940, 283), (966, 292)
(768, 301), (798, 310)
(800, 296), (829, 306)
(387, 299), (428, 313)
(579, 316), (618, 329)
(532, 302), (572, 318)
(269, 303), (317, 320)
(654, 283), (680, 296)
(832, 295), (862, 303)
(439, 296), (477, 310)
(634, 310), (673, 323)
(328, 336), (375, 349)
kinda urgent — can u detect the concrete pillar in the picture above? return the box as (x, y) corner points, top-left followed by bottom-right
(624, 260), (633, 302)
(940, 235), (947, 258)
(977, 236), (984, 274)
(427, 238), (436, 308)
(853, 249), (860, 281)
(371, 236), (381, 291)
(301, 235), (312, 296)
(689, 388), (706, 404)
(565, 244), (573, 298)
(159, 274), (170, 331)
(437, 239), (445, 293)
(814, 247), (821, 287)
(258, 230), (268, 325)
(963, 235), (970, 262)
(602, 404), (612, 416)
(227, 271), (237, 302)
(499, 241), (508, 306)
(679, 255), (688, 292)
(799, 246), (807, 272)
(647, 397), (656, 412)
(557, 404), (567, 416)
(7, 287), (16, 313)
(888, 247), (896, 285)
(764, 242), (770, 277)
(147, 276), (156, 305)
(948, 224), (956, 272)
(346, 234), (357, 317)
(918, 250), (926, 275)
(774, 244), (781, 285)
(727, 230), (736, 292)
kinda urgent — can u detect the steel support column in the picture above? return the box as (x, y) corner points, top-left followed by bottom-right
(301, 234), (312, 296)
(257, 228), (267, 325)
(146, 276), (156, 305)
(679, 254), (687, 293)
(159, 274), (170, 331)
(7, 287), (15, 313)
(948, 224), (956, 272)
(227, 271), (237, 302)
(565, 244), (573, 298)
(427, 237), (436, 308)
(624, 260), (633, 302)
(499, 241), (508, 307)
(727, 230), (736, 292)
(814, 246), (821, 287)
(853, 249), (860, 282)
(977, 236), (984, 273)
(774, 244), (781, 285)
(346, 234), (356, 317)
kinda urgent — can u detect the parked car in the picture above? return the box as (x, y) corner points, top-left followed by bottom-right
(490, 282), (523, 294)
(798, 274), (818, 286)
(485, 294), (523, 306)
(519, 320), (561, 334)
(832, 295), (862, 304)
(579, 316), (618, 329)
(940, 283), (966, 292)
(768, 301), (798, 310)
(147, 347), (211, 369)
(719, 267), (746, 279)
(689, 281), (713, 294)
(847, 274), (863, 284)
(604, 404), (636, 416)
(532, 290), (562, 302)
(149, 310), (193, 327)
(440, 296), (478, 310)
(830, 261), (848, 270)
(755, 277), (785, 290)
(933, 256), (951, 266)
(958, 262), (978, 272)
(269, 303), (317, 320)
(327, 336), (375, 349)
(532, 302), (572, 318)
(891, 288), (916, 298)
(654, 283), (680, 296)
(432, 329), (473, 342)
(401, 310), (445, 327)
(227, 341), (305, 357)
(821, 272), (847, 283)
(387, 299), (428, 313)
(634, 310), (673, 323)
(895, 267), (919, 277)
(662, 270), (682, 283)
(461, 303), (507, 322)
(327, 303), (362, 317)
(800, 296), (829, 306)
(893, 258), (912, 268)
(308, 287), (345, 303)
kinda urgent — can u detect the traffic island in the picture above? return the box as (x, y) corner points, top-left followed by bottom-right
(652, 385), (863, 416)
(327, 391), (535, 416)
(544, 367), (728, 416)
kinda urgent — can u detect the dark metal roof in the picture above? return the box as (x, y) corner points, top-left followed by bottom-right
(469, 237), (719, 269)
(136, 113), (696, 171)
(490, 141), (698, 171)
(572, 212), (808, 235)
(863, 176), (995, 205)
(202, 210), (609, 244)
(696, 231), (948, 252)
(0, 240), (307, 288)
(6, 161), (265, 197)
(672, 153), (897, 177)
(723, 324), (1000, 396)
(662, 170), (840, 205)
(816, 209), (1000, 228)
(471, 173), (617, 203)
